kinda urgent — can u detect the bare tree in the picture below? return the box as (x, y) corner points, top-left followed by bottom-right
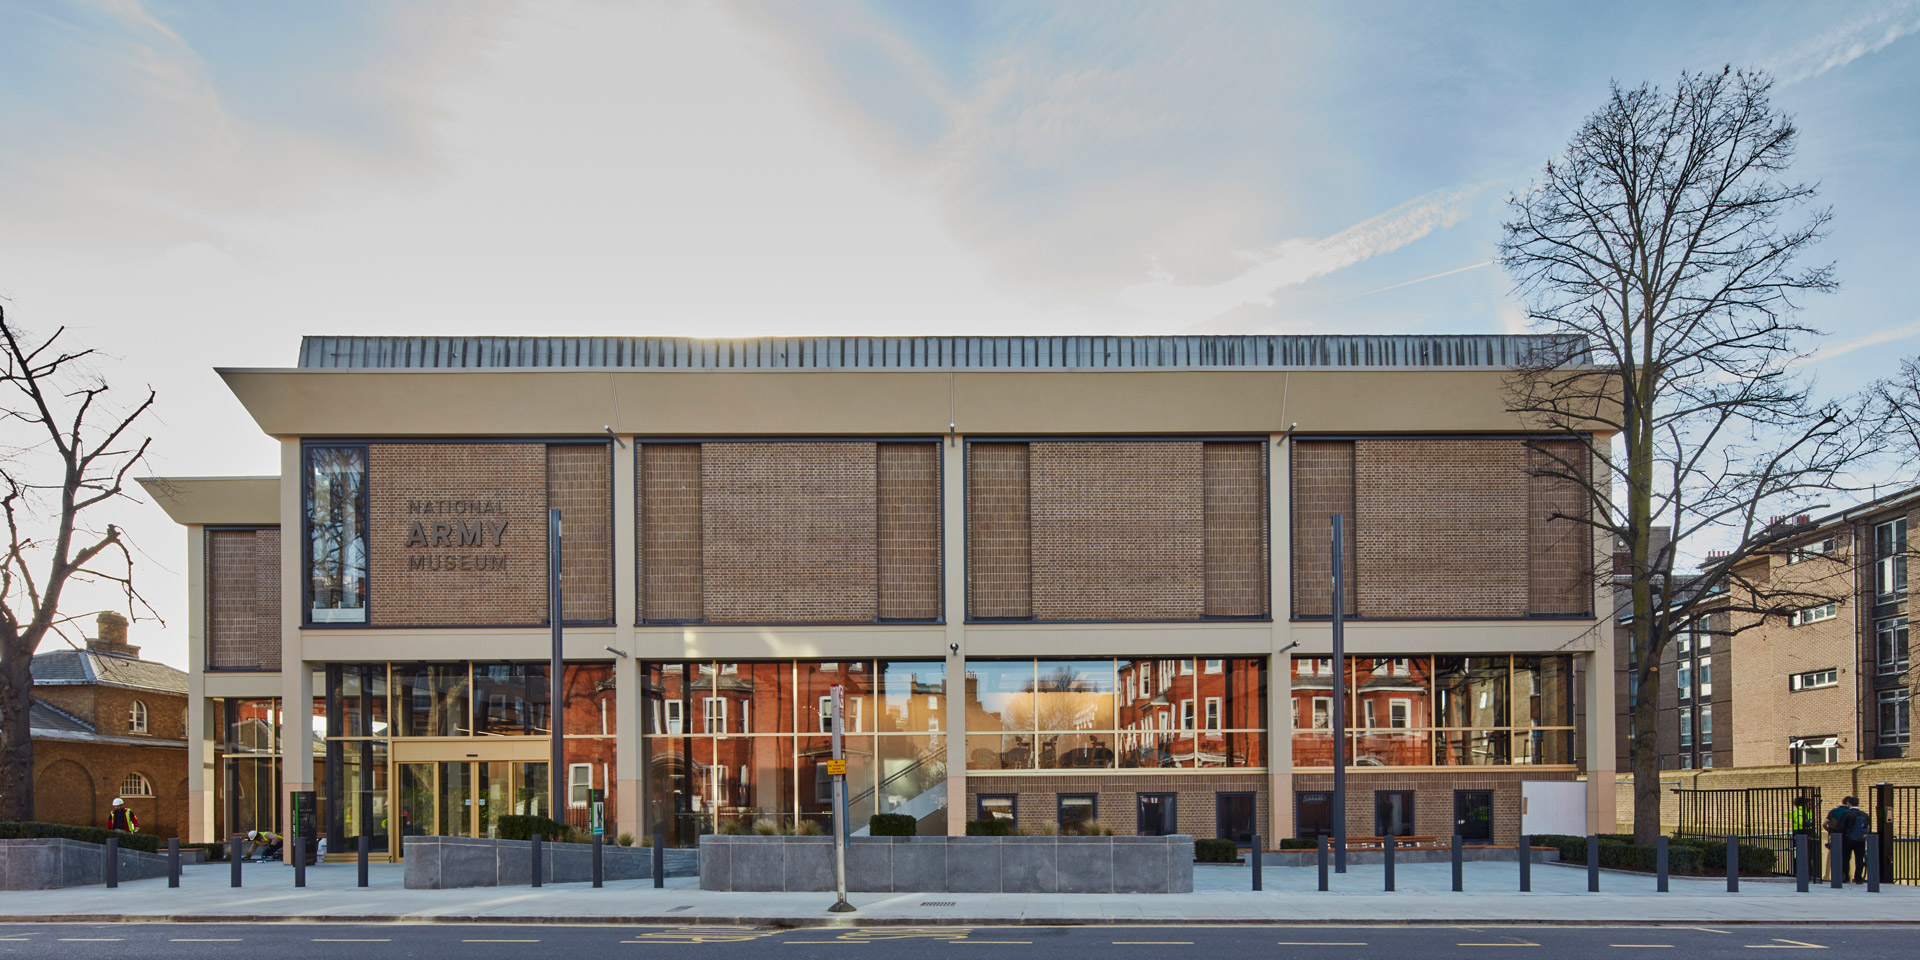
(1500, 68), (1870, 843)
(0, 307), (156, 822)
(1866, 357), (1920, 476)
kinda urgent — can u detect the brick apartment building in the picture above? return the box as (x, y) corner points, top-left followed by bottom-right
(1605, 490), (1916, 778)
(22, 612), (189, 838)
(141, 334), (1616, 858)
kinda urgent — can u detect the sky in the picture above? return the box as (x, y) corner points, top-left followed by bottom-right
(2, 0), (1918, 669)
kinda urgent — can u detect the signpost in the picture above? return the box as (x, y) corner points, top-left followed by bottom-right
(828, 685), (855, 913)
(590, 788), (606, 837)
(1331, 514), (1348, 873)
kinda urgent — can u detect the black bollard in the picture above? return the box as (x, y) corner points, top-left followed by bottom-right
(231, 836), (243, 888)
(1726, 835), (1739, 893)
(1451, 834), (1463, 892)
(1867, 834), (1881, 893)
(593, 832), (604, 889)
(653, 834), (665, 888)
(1795, 834), (1809, 892)
(105, 837), (119, 888)
(1384, 835), (1395, 892)
(358, 835), (369, 888)
(1655, 836), (1668, 893)
(1519, 834), (1531, 892)
(1250, 834), (1262, 892)
(531, 834), (543, 888)
(293, 832), (305, 888)
(168, 838), (180, 888)
(1829, 835), (1843, 890)
(1317, 835), (1329, 892)
(1588, 835), (1600, 892)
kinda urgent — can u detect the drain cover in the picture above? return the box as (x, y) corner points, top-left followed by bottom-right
(919, 901), (955, 907)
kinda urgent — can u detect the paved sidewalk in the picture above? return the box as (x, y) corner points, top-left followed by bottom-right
(1, 861), (1913, 926)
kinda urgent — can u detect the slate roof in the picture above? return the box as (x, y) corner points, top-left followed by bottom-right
(30, 699), (93, 735)
(31, 648), (188, 695)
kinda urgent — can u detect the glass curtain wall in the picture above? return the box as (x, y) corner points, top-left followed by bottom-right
(642, 660), (948, 846)
(966, 658), (1267, 771)
(1289, 654), (1575, 767)
(322, 661), (619, 845)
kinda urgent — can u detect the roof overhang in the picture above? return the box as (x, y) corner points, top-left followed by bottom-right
(138, 476), (279, 526)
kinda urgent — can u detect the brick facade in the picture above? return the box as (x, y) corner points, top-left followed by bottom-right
(548, 444), (614, 622)
(639, 444), (703, 621)
(1527, 440), (1593, 615)
(877, 443), (942, 620)
(635, 441), (943, 623)
(1290, 441), (1356, 617)
(1204, 442), (1268, 617)
(206, 526), (282, 670)
(1293, 769), (1575, 844)
(32, 739), (187, 840)
(1030, 441), (1206, 621)
(1355, 439), (1531, 618)
(966, 773), (1268, 838)
(702, 442), (879, 623)
(967, 440), (1268, 621)
(967, 443), (1032, 618)
(367, 443), (551, 626)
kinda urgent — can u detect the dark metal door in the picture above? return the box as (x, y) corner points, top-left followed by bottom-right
(1137, 793), (1177, 836)
(1454, 790), (1492, 842)
(1216, 792), (1255, 844)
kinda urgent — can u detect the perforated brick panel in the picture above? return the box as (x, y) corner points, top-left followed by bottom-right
(1030, 441), (1205, 620)
(206, 527), (281, 670)
(1527, 439), (1593, 616)
(1353, 439), (1529, 618)
(1205, 442), (1268, 617)
(878, 443), (941, 620)
(1291, 441), (1356, 617)
(640, 444), (703, 622)
(548, 445), (613, 623)
(701, 442), (879, 623)
(967, 443), (1032, 619)
(368, 443), (549, 626)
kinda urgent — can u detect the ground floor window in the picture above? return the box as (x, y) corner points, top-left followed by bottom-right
(1290, 654), (1576, 767)
(1374, 790), (1414, 837)
(1296, 791), (1331, 838)
(1216, 792), (1256, 844)
(1137, 793), (1177, 836)
(1057, 794), (1097, 835)
(1453, 790), (1492, 841)
(977, 794), (1016, 823)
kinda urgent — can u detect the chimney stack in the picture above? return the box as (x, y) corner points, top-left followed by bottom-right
(85, 611), (139, 658)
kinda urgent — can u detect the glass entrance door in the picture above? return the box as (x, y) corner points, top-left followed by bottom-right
(391, 754), (548, 856)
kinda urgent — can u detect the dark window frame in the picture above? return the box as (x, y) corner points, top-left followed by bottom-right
(976, 794), (1017, 823)
(302, 443), (371, 628)
(1057, 793), (1098, 835)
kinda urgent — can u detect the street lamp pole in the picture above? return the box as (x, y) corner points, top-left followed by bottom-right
(549, 508), (566, 825)
(1331, 514), (1347, 873)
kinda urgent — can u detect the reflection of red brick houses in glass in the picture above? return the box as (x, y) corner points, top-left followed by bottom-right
(643, 660), (947, 844)
(1290, 655), (1575, 768)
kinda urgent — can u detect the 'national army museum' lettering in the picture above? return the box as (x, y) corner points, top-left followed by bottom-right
(147, 334), (1614, 864)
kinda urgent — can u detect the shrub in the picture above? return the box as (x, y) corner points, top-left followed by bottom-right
(794, 820), (824, 836)
(1278, 837), (1318, 849)
(752, 818), (783, 836)
(0, 821), (161, 854)
(615, 832), (635, 847)
(1668, 836), (1777, 875)
(1194, 838), (1239, 862)
(869, 814), (917, 837)
(719, 821), (750, 835)
(966, 818), (1016, 837)
(495, 815), (569, 843)
(1079, 820), (1115, 837)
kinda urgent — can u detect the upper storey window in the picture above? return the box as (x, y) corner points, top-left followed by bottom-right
(307, 446), (368, 623)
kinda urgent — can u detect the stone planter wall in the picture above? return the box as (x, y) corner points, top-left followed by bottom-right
(402, 836), (696, 889)
(0, 838), (171, 890)
(699, 834), (1194, 894)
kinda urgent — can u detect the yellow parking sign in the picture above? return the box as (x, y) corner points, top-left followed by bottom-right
(825, 759), (847, 776)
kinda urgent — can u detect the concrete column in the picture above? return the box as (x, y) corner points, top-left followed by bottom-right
(1584, 444), (1618, 833)
(943, 433), (968, 836)
(278, 439), (310, 864)
(185, 523), (216, 844)
(611, 436), (642, 839)
(1268, 432), (1294, 840)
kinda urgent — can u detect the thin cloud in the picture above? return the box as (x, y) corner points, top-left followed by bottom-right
(1804, 318), (1920, 365)
(1117, 184), (1481, 324)
(1774, 2), (1920, 84)
(1343, 260), (1494, 301)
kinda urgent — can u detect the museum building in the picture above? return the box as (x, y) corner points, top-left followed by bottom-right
(142, 334), (1615, 858)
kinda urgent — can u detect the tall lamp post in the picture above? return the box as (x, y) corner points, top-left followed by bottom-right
(1331, 514), (1347, 873)
(549, 509), (566, 823)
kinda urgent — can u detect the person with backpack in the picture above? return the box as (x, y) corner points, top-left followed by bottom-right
(1841, 796), (1870, 883)
(107, 797), (138, 833)
(1825, 798), (1861, 883)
